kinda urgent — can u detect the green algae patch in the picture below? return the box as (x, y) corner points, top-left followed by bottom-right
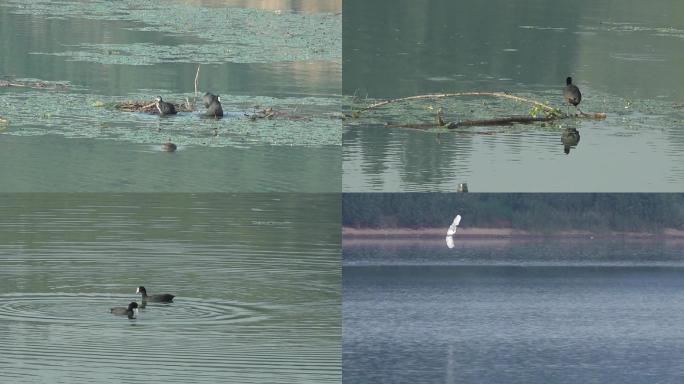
(6, 1), (341, 64)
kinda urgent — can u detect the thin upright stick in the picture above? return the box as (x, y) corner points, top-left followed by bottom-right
(193, 64), (201, 107)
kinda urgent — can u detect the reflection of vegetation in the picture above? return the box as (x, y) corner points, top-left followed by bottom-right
(343, 194), (684, 232)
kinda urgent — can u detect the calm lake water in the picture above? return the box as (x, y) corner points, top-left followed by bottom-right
(0, 0), (341, 192)
(0, 194), (340, 383)
(343, 0), (684, 192)
(344, 240), (684, 383)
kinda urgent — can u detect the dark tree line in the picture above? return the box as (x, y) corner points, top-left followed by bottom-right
(342, 194), (684, 232)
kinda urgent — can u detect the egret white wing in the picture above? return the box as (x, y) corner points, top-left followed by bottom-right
(446, 214), (461, 236)
(446, 236), (455, 249)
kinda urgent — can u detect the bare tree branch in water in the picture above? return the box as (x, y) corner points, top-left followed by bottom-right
(352, 91), (606, 130)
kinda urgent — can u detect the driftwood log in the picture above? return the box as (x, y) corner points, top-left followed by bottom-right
(353, 91), (606, 130)
(358, 92), (559, 113)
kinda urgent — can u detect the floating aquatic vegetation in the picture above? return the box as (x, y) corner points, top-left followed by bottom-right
(0, 90), (341, 146)
(518, 25), (567, 31)
(110, 99), (303, 123)
(609, 53), (666, 62)
(112, 100), (194, 114)
(4, 0), (341, 64)
(0, 77), (73, 90)
(579, 22), (684, 41)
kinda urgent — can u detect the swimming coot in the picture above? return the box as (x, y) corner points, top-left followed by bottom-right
(161, 142), (177, 152)
(155, 96), (177, 116)
(203, 92), (224, 118)
(563, 77), (582, 114)
(110, 302), (139, 318)
(137, 286), (175, 303)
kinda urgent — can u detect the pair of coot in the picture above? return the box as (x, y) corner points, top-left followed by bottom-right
(154, 94), (224, 117)
(110, 286), (175, 319)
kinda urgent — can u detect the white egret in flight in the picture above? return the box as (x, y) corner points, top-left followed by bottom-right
(445, 214), (461, 249)
(447, 215), (461, 236)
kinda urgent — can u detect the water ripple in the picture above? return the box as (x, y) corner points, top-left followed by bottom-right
(0, 293), (270, 326)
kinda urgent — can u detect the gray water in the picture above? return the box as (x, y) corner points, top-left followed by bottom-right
(0, 194), (340, 383)
(0, 0), (341, 192)
(343, 0), (684, 192)
(0, 135), (339, 192)
(343, 241), (684, 383)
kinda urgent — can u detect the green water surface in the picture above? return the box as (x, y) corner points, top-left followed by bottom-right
(0, 0), (341, 191)
(0, 193), (340, 383)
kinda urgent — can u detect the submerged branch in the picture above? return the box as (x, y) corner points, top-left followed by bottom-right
(447, 115), (556, 128)
(386, 112), (607, 130)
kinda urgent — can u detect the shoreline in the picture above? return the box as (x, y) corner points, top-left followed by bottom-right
(343, 227), (684, 240)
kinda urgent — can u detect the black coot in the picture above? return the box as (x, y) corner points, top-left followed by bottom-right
(203, 92), (224, 118)
(161, 142), (177, 152)
(155, 96), (177, 116)
(137, 286), (175, 303)
(202, 92), (215, 108)
(563, 77), (582, 114)
(110, 302), (139, 318)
